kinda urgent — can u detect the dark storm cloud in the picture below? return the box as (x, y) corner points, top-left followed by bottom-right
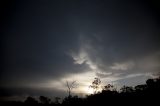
(67, 0), (160, 79)
(1, 0), (90, 85)
(1, 0), (160, 98)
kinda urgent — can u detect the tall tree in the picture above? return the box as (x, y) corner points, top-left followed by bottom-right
(89, 78), (101, 93)
(66, 80), (78, 97)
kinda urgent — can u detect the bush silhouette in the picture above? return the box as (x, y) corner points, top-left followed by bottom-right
(24, 96), (38, 104)
(39, 96), (51, 104)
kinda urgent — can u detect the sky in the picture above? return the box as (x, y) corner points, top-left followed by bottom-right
(1, 0), (160, 101)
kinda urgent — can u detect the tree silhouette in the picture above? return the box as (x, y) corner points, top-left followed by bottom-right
(54, 97), (61, 104)
(89, 78), (101, 94)
(120, 86), (134, 93)
(39, 96), (51, 104)
(135, 84), (147, 92)
(66, 80), (78, 97)
(146, 79), (155, 87)
(62, 95), (83, 105)
(103, 84), (114, 91)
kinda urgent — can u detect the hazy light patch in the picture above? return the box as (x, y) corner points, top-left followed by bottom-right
(124, 73), (147, 79)
(96, 71), (112, 78)
(110, 61), (134, 71)
(33, 72), (153, 96)
(136, 52), (160, 72)
(118, 73), (152, 81)
(86, 60), (98, 70)
(46, 71), (116, 95)
(61, 71), (96, 94)
(70, 48), (98, 71)
(99, 73), (125, 86)
(42, 71), (97, 95)
(71, 49), (88, 65)
(25, 80), (67, 92)
(59, 71), (123, 94)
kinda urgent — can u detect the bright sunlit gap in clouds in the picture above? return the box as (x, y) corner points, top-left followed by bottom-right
(54, 71), (96, 95)
(40, 71), (105, 95)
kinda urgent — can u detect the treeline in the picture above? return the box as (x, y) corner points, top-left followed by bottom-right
(0, 77), (160, 105)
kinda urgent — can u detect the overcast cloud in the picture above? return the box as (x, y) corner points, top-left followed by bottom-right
(1, 0), (160, 99)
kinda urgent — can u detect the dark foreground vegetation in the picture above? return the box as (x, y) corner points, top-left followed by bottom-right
(0, 77), (160, 105)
